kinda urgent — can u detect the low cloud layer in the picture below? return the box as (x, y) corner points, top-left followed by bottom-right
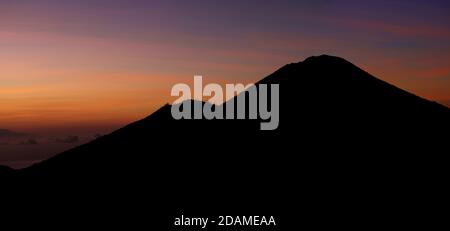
(55, 135), (80, 144)
(0, 129), (27, 138)
(18, 138), (38, 145)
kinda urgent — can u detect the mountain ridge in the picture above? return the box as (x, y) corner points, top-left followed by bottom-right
(2, 55), (448, 229)
(1, 55), (448, 177)
(268, 55), (448, 111)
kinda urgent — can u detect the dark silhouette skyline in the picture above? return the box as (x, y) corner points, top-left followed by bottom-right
(2, 55), (448, 229)
(1, 55), (447, 175)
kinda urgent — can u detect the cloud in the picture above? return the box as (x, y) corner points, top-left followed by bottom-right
(332, 17), (450, 39)
(0, 129), (27, 137)
(18, 138), (38, 145)
(55, 135), (79, 143)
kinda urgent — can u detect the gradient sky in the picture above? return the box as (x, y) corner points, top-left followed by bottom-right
(1, 0), (450, 166)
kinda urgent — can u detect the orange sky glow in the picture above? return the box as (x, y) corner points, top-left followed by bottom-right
(1, 1), (450, 134)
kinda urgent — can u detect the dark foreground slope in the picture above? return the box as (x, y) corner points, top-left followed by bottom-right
(3, 55), (449, 229)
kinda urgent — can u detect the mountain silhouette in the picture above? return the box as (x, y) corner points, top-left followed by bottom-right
(2, 55), (449, 229)
(0, 165), (13, 179)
